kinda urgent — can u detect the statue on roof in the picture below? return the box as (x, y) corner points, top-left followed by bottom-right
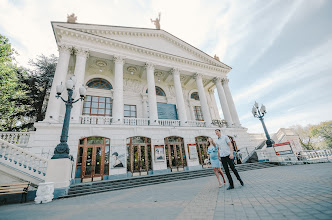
(151, 12), (161, 29)
(67, 13), (77, 23)
(214, 54), (220, 61)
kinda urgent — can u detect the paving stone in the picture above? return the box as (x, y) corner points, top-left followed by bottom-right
(1, 163), (332, 220)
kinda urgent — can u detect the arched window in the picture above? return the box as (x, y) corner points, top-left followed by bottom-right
(87, 78), (112, 90)
(146, 86), (166, 96)
(191, 92), (199, 100)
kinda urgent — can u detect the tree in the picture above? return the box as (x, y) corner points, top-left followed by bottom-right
(14, 55), (58, 130)
(0, 34), (28, 131)
(291, 124), (315, 150)
(310, 121), (332, 149)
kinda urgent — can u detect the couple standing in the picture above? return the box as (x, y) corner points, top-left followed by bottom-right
(207, 129), (244, 190)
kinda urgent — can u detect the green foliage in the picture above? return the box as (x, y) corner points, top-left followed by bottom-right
(14, 55), (58, 130)
(0, 34), (28, 131)
(310, 121), (332, 149)
(0, 34), (58, 131)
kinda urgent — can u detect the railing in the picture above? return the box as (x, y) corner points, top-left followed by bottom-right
(158, 119), (181, 127)
(242, 140), (266, 163)
(298, 149), (332, 163)
(186, 120), (206, 127)
(124, 118), (149, 126)
(212, 119), (227, 128)
(0, 139), (48, 180)
(0, 132), (31, 148)
(256, 148), (332, 164)
(80, 116), (113, 125)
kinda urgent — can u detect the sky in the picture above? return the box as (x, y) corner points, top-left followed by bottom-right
(1, 0), (331, 134)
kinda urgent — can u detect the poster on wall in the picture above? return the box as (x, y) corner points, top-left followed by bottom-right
(154, 145), (165, 161)
(111, 146), (126, 168)
(187, 144), (198, 159)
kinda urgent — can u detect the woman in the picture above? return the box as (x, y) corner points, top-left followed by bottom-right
(207, 137), (226, 187)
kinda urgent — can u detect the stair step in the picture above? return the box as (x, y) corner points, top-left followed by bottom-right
(59, 163), (278, 199)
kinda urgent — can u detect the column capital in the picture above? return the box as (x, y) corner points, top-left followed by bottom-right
(74, 48), (89, 58)
(222, 78), (229, 85)
(171, 68), (180, 76)
(208, 88), (215, 94)
(145, 62), (155, 70)
(193, 73), (203, 79)
(212, 77), (222, 84)
(58, 44), (72, 54)
(113, 55), (125, 65)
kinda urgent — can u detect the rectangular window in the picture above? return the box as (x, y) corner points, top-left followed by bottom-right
(82, 95), (112, 116)
(124, 105), (137, 118)
(193, 106), (204, 121)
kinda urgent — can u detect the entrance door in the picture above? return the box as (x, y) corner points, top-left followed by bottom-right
(195, 136), (209, 168)
(127, 137), (152, 176)
(165, 137), (187, 172)
(76, 137), (110, 182)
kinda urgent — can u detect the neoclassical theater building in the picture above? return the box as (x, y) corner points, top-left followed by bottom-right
(27, 20), (254, 183)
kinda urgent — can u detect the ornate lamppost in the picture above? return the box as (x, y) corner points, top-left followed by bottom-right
(252, 102), (274, 148)
(52, 75), (86, 159)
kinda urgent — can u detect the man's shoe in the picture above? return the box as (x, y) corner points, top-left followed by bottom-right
(240, 180), (244, 186)
(227, 186), (234, 190)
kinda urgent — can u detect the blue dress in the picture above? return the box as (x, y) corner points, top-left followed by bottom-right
(207, 146), (221, 168)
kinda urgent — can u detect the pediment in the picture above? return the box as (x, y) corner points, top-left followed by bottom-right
(52, 22), (231, 69)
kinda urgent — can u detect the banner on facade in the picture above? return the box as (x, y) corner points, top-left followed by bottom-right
(111, 146), (126, 168)
(154, 145), (165, 161)
(187, 144), (198, 159)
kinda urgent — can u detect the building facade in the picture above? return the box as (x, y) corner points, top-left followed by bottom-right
(27, 21), (253, 183)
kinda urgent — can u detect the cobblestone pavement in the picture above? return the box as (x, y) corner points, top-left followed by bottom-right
(0, 163), (331, 220)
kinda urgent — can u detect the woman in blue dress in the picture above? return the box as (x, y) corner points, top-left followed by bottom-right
(207, 138), (226, 187)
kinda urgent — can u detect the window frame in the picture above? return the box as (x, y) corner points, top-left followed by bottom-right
(82, 95), (112, 116)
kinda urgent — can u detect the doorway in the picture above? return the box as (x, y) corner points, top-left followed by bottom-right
(164, 136), (187, 172)
(75, 137), (110, 182)
(195, 136), (210, 168)
(127, 137), (152, 176)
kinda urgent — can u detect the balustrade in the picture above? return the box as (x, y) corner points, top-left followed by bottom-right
(80, 116), (113, 125)
(186, 120), (206, 127)
(0, 132), (31, 147)
(158, 119), (180, 127)
(123, 118), (149, 126)
(0, 139), (48, 179)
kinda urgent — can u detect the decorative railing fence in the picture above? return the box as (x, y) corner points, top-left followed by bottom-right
(158, 119), (181, 127)
(0, 132), (31, 148)
(0, 139), (48, 180)
(80, 116), (113, 125)
(123, 118), (149, 126)
(256, 149), (332, 164)
(186, 120), (206, 127)
(212, 119), (227, 128)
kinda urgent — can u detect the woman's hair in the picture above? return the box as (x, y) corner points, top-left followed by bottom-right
(207, 138), (215, 146)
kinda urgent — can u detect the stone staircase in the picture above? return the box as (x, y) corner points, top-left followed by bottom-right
(0, 138), (48, 186)
(62, 162), (278, 198)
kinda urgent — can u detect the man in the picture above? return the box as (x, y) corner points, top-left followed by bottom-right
(215, 129), (244, 190)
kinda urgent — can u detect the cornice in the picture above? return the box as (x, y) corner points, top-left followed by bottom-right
(54, 25), (231, 74)
(52, 22), (231, 69)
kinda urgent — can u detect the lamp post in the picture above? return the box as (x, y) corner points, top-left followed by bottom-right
(252, 101), (274, 148)
(52, 75), (86, 159)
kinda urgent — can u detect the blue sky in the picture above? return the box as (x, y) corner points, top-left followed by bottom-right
(1, 0), (331, 133)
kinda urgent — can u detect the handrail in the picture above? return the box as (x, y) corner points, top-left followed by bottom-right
(0, 132), (31, 147)
(0, 139), (48, 178)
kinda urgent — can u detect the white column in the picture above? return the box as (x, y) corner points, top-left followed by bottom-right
(214, 77), (234, 127)
(146, 63), (158, 125)
(71, 48), (89, 123)
(172, 68), (187, 126)
(112, 56), (125, 124)
(194, 73), (212, 126)
(45, 45), (72, 122)
(222, 78), (241, 127)
(141, 94), (148, 118)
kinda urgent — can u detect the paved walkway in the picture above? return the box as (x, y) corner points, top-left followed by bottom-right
(0, 163), (331, 220)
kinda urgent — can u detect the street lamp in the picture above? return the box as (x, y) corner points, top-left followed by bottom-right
(252, 101), (274, 148)
(52, 75), (86, 159)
